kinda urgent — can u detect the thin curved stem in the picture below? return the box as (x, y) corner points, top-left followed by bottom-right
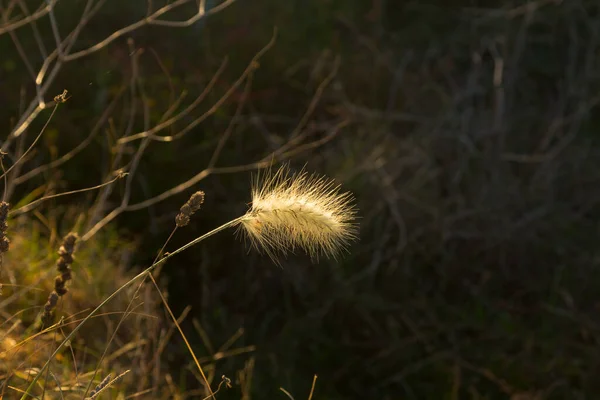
(9, 173), (126, 216)
(1, 103), (59, 179)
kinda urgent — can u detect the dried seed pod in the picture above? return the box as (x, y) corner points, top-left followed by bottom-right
(175, 191), (205, 227)
(87, 374), (111, 399)
(41, 233), (79, 327)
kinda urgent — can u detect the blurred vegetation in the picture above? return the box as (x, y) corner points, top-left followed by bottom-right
(2, 0), (600, 398)
(1, 217), (162, 399)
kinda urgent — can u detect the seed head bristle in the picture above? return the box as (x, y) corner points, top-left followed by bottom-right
(240, 165), (357, 262)
(176, 190), (205, 227)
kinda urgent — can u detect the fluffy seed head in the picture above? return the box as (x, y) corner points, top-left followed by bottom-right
(240, 165), (357, 262)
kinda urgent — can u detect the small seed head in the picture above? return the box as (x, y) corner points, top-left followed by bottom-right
(176, 191), (205, 227)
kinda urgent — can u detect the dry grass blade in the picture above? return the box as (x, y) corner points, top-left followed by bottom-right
(1, 99), (62, 178)
(308, 375), (317, 400)
(147, 273), (216, 399)
(280, 387), (296, 400)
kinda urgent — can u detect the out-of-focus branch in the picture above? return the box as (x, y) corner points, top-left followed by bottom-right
(118, 28), (276, 145)
(6, 0), (235, 145)
(9, 172), (127, 216)
(83, 115), (350, 241)
(66, 0), (236, 61)
(117, 58), (229, 145)
(0, 0), (57, 36)
(207, 68), (254, 169)
(16, 0), (48, 59)
(12, 86), (128, 186)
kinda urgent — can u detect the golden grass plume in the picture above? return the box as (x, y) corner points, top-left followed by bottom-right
(240, 165), (357, 261)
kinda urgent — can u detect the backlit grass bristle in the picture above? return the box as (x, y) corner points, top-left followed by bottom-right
(240, 165), (357, 261)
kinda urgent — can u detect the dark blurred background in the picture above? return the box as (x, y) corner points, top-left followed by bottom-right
(2, 0), (600, 398)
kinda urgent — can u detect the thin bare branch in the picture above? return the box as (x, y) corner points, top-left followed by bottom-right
(207, 66), (255, 168)
(13, 85), (127, 185)
(126, 28), (277, 144)
(288, 55), (340, 140)
(65, 0), (236, 61)
(1, 102), (61, 181)
(16, 0), (47, 59)
(117, 57), (229, 145)
(46, 0), (64, 59)
(9, 172), (127, 216)
(0, 0), (57, 36)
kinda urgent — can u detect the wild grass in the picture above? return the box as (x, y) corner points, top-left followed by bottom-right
(3, 0), (600, 399)
(2, 163), (355, 399)
(1, 218), (157, 398)
(1, 1), (356, 398)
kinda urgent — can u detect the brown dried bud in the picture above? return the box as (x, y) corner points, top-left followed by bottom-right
(0, 237), (9, 253)
(55, 276), (68, 295)
(175, 213), (190, 227)
(56, 286), (68, 296)
(0, 202), (9, 222)
(175, 191), (205, 227)
(46, 292), (59, 309)
(0, 201), (9, 255)
(41, 291), (60, 326)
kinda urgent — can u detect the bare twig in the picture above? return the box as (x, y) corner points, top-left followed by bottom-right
(1, 100), (62, 182)
(117, 57), (229, 145)
(9, 172), (127, 216)
(13, 86), (127, 185)
(0, 0), (57, 36)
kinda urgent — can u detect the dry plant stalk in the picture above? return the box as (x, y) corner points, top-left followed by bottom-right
(240, 166), (357, 261)
(22, 166), (357, 399)
(41, 232), (78, 327)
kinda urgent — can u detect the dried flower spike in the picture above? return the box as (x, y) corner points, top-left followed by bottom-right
(41, 232), (78, 327)
(0, 201), (9, 295)
(0, 202), (9, 252)
(176, 191), (205, 227)
(240, 165), (357, 261)
(85, 370), (130, 400)
(87, 374), (111, 399)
